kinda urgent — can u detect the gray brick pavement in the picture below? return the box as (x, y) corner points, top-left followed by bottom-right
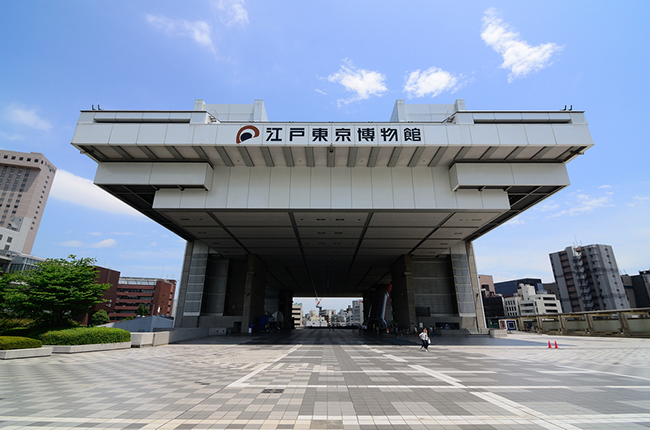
(1, 330), (650, 429)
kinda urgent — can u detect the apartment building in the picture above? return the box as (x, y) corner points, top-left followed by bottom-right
(550, 244), (629, 313)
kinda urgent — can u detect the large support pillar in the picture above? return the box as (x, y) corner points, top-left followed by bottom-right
(241, 254), (267, 332)
(450, 242), (484, 330)
(390, 254), (416, 333)
(201, 255), (230, 316)
(466, 241), (487, 330)
(362, 290), (373, 325)
(175, 240), (209, 328)
(279, 291), (293, 329)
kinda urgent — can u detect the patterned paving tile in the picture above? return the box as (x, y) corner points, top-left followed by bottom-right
(1, 331), (650, 429)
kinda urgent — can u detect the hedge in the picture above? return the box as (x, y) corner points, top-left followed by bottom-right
(0, 336), (43, 350)
(38, 327), (131, 346)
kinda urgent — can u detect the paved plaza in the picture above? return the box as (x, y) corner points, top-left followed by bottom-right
(1, 330), (650, 430)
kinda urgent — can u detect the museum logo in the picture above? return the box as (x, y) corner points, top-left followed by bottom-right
(236, 125), (260, 143)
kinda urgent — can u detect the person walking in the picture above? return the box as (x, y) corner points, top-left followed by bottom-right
(419, 328), (430, 352)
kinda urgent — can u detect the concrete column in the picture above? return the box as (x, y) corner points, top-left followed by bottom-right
(201, 256), (229, 316)
(175, 240), (209, 328)
(450, 243), (477, 329)
(466, 241), (487, 330)
(390, 254), (416, 332)
(362, 290), (373, 324)
(585, 314), (595, 335)
(241, 254), (267, 332)
(559, 314), (567, 333)
(618, 311), (631, 335)
(280, 291), (293, 329)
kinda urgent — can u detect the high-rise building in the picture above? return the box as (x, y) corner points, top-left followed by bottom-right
(549, 244), (629, 313)
(0, 150), (56, 255)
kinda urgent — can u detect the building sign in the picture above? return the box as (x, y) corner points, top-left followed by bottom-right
(230, 124), (427, 146)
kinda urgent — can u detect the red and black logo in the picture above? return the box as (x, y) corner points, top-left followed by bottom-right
(236, 125), (260, 143)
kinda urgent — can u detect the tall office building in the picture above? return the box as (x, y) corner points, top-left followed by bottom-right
(549, 244), (629, 313)
(0, 150), (56, 254)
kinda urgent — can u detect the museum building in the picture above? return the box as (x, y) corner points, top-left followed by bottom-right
(71, 99), (594, 333)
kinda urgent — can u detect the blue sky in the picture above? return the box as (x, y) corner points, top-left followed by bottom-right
(1, 1), (649, 312)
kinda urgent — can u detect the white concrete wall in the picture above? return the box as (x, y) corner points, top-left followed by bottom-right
(151, 167), (511, 211)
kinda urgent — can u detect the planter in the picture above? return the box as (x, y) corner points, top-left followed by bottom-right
(50, 341), (131, 354)
(0, 346), (53, 360)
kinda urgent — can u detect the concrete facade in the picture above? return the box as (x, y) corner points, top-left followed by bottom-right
(72, 99), (594, 333)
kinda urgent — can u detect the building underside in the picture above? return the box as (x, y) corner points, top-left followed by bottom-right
(72, 99), (594, 332)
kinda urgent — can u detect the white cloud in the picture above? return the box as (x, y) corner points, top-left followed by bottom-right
(403, 67), (464, 98)
(146, 14), (214, 50)
(50, 169), (144, 217)
(628, 195), (650, 207)
(505, 217), (526, 226)
(4, 104), (52, 132)
(214, 0), (249, 27)
(315, 89), (327, 95)
(481, 8), (562, 82)
(537, 201), (560, 212)
(598, 184), (612, 189)
(61, 239), (117, 248)
(547, 193), (613, 218)
(327, 59), (387, 106)
(0, 131), (23, 141)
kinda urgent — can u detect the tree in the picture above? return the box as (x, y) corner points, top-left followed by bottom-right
(136, 303), (151, 317)
(2, 255), (110, 326)
(91, 309), (110, 326)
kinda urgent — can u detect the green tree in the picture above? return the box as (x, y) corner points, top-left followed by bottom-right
(2, 255), (110, 326)
(91, 309), (110, 326)
(136, 303), (151, 317)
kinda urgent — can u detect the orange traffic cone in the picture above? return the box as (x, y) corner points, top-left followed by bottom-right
(548, 341), (552, 348)
(555, 341), (559, 349)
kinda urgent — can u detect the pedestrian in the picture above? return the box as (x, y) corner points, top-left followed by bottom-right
(419, 328), (430, 352)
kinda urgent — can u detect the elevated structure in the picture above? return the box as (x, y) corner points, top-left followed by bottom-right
(72, 99), (594, 332)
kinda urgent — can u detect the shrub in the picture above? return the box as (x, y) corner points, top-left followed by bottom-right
(91, 310), (110, 326)
(0, 318), (32, 334)
(0, 327), (33, 337)
(0, 336), (43, 350)
(38, 327), (130, 345)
